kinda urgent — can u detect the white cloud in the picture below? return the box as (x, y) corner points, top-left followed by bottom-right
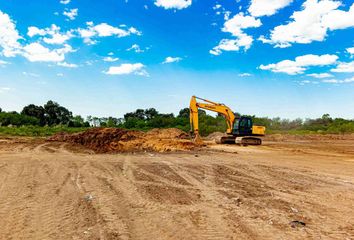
(27, 26), (46, 37)
(0, 59), (9, 65)
(104, 63), (148, 76)
(57, 61), (78, 68)
(85, 60), (95, 66)
(260, 60), (304, 75)
(213, 4), (222, 10)
(22, 43), (74, 62)
(300, 80), (311, 84)
(44, 33), (72, 45)
(0, 87), (11, 93)
(322, 77), (354, 84)
(297, 80), (320, 85)
(63, 8), (78, 21)
(22, 72), (40, 77)
(347, 47), (354, 56)
(307, 73), (333, 78)
(211, 13), (261, 55)
(322, 3), (354, 30)
(28, 24), (73, 45)
(103, 56), (119, 62)
(260, 54), (338, 75)
(223, 13), (262, 36)
(260, 0), (354, 48)
(238, 73), (252, 77)
(154, 0), (192, 10)
(128, 27), (141, 36)
(1, 10), (141, 67)
(0, 11), (22, 57)
(57, 73), (64, 77)
(0, 11), (74, 64)
(127, 44), (144, 53)
(330, 61), (354, 73)
(163, 56), (182, 64)
(248, 0), (293, 17)
(94, 23), (130, 37)
(78, 22), (141, 44)
(224, 11), (231, 20)
(60, 0), (71, 4)
(210, 39), (245, 55)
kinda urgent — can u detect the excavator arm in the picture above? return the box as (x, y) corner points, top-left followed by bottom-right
(190, 96), (236, 142)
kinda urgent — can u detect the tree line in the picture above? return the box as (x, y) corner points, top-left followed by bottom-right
(0, 101), (353, 135)
(0, 101), (89, 127)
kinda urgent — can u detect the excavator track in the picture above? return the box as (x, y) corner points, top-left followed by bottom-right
(218, 136), (236, 144)
(217, 136), (262, 146)
(235, 137), (262, 146)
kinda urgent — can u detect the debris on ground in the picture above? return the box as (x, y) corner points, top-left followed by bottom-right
(84, 194), (94, 202)
(290, 207), (299, 213)
(290, 220), (306, 228)
(49, 128), (196, 153)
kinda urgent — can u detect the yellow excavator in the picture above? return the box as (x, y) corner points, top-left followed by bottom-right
(189, 96), (265, 145)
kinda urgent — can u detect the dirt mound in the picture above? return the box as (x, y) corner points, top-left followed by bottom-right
(205, 132), (226, 142)
(145, 128), (189, 139)
(49, 128), (195, 153)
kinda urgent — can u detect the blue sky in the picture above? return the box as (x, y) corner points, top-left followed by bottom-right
(0, 0), (353, 119)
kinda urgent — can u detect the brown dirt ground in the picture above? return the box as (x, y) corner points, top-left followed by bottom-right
(0, 134), (353, 239)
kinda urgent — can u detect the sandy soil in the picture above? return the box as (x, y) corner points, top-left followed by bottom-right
(0, 136), (353, 239)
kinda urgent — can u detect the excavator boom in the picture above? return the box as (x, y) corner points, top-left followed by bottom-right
(190, 96), (235, 142)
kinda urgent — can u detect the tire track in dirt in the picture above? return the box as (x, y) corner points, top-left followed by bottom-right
(72, 160), (132, 239)
(163, 161), (235, 239)
(89, 158), (203, 239)
(88, 159), (169, 239)
(0, 152), (104, 239)
(0, 162), (32, 240)
(0, 163), (9, 194)
(121, 159), (200, 240)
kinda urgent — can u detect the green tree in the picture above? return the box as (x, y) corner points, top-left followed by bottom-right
(178, 108), (190, 118)
(144, 108), (159, 120)
(106, 117), (120, 127)
(21, 104), (46, 126)
(86, 115), (93, 126)
(124, 109), (146, 120)
(124, 117), (139, 129)
(0, 112), (39, 126)
(44, 101), (72, 126)
(68, 115), (89, 127)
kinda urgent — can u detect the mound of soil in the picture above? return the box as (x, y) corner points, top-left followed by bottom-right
(145, 128), (189, 139)
(205, 132), (226, 142)
(49, 128), (195, 153)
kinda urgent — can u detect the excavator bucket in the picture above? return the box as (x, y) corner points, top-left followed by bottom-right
(193, 134), (204, 145)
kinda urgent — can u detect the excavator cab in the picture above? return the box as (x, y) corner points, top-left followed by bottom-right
(233, 117), (253, 136)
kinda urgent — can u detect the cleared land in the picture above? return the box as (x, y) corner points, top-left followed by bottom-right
(0, 133), (353, 239)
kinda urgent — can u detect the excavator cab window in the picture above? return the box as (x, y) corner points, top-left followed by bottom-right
(240, 118), (247, 127)
(234, 119), (240, 130)
(234, 117), (253, 136)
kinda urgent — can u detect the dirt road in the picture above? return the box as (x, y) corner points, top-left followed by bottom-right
(0, 137), (353, 239)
